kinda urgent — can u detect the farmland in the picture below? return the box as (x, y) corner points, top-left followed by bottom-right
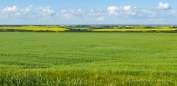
(0, 25), (67, 32)
(0, 25), (177, 32)
(0, 32), (177, 85)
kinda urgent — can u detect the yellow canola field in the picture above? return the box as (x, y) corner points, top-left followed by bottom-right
(0, 26), (68, 31)
(93, 28), (177, 32)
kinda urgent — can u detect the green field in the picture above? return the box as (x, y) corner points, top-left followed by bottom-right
(0, 32), (177, 86)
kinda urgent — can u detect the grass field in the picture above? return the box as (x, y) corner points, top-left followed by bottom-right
(0, 32), (177, 86)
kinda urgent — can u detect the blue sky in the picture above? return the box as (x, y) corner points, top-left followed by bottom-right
(0, 0), (177, 24)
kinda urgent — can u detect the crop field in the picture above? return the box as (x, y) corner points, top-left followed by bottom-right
(1, 25), (177, 33)
(93, 28), (177, 32)
(0, 32), (177, 85)
(0, 26), (67, 32)
(91, 26), (176, 32)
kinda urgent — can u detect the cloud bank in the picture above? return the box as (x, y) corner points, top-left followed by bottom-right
(0, 2), (177, 24)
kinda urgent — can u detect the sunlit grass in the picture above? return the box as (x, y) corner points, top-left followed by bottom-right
(0, 32), (177, 85)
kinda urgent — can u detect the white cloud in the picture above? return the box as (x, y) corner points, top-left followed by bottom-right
(63, 13), (73, 19)
(3, 6), (17, 11)
(0, 3), (177, 24)
(1, 6), (19, 19)
(122, 5), (137, 15)
(123, 5), (131, 11)
(40, 6), (54, 15)
(0, 5), (56, 20)
(107, 6), (119, 15)
(158, 2), (171, 10)
(20, 5), (33, 15)
(24, 5), (33, 12)
(61, 10), (66, 13)
(60, 8), (84, 14)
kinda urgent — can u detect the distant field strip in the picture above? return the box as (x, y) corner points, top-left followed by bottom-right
(1, 26), (177, 32)
(93, 28), (177, 31)
(0, 26), (68, 31)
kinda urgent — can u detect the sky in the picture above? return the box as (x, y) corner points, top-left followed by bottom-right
(0, 0), (177, 25)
